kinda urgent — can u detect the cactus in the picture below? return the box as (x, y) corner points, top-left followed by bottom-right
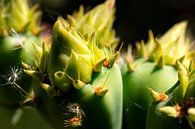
(20, 0), (123, 129)
(0, 0), (42, 106)
(67, 0), (118, 48)
(122, 21), (194, 129)
(2, 1), (195, 129)
(146, 61), (195, 129)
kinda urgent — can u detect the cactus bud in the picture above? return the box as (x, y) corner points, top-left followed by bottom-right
(148, 88), (168, 102)
(53, 71), (71, 92)
(159, 105), (181, 118)
(188, 107), (195, 122)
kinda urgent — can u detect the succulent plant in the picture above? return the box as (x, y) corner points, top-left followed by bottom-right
(0, 0), (42, 106)
(146, 60), (195, 129)
(2, 1), (195, 129)
(19, 0), (123, 129)
(67, 0), (118, 48)
(122, 21), (194, 129)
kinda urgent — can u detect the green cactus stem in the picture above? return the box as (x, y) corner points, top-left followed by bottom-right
(122, 21), (194, 129)
(21, 0), (123, 129)
(146, 61), (195, 129)
(0, 0), (42, 106)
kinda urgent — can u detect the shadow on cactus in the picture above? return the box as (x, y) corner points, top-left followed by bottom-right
(146, 60), (195, 129)
(19, 0), (123, 129)
(0, 0), (44, 106)
(121, 21), (195, 129)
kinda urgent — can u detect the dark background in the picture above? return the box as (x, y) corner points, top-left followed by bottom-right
(33, 0), (195, 46)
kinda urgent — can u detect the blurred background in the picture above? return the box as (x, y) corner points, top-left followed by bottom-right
(1, 0), (195, 129)
(34, 0), (195, 45)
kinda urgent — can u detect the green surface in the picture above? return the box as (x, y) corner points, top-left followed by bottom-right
(0, 106), (55, 129)
(36, 64), (123, 129)
(122, 58), (178, 129)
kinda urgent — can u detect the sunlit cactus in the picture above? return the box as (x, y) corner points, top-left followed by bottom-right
(68, 0), (118, 48)
(146, 60), (195, 129)
(21, 0), (123, 129)
(122, 21), (195, 129)
(1, 0), (195, 129)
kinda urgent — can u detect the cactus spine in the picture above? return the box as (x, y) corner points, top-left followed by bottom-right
(146, 61), (195, 129)
(0, 0), (42, 106)
(122, 21), (194, 129)
(22, 0), (123, 129)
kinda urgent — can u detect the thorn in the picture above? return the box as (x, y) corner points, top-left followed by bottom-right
(176, 60), (189, 97)
(94, 72), (111, 97)
(125, 45), (133, 63)
(156, 56), (164, 69)
(140, 40), (147, 59)
(148, 88), (168, 102)
(151, 39), (163, 62)
(127, 62), (137, 72)
(32, 43), (42, 58)
(135, 42), (141, 55)
(189, 60), (194, 72)
(118, 42), (124, 54)
(64, 69), (86, 90)
(13, 82), (33, 100)
(178, 56), (185, 64)
(93, 58), (106, 72)
(95, 87), (109, 97)
(40, 83), (55, 96)
(148, 30), (154, 43)
(20, 90), (35, 106)
(6, 66), (23, 84)
(67, 15), (76, 26)
(159, 105), (181, 118)
(73, 80), (85, 90)
(176, 60), (188, 75)
(23, 69), (42, 82)
(109, 52), (119, 67)
(114, 42), (124, 63)
(21, 62), (31, 70)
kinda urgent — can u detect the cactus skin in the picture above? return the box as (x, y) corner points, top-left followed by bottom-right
(146, 61), (195, 129)
(122, 21), (193, 129)
(146, 100), (190, 129)
(33, 64), (122, 129)
(122, 59), (178, 129)
(0, 0), (42, 106)
(22, 0), (123, 129)
(0, 34), (41, 106)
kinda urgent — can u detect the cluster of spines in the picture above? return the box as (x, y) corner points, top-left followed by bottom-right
(68, 0), (118, 48)
(0, 0), (42, 36)
(64, 103), (85, 127)
(149, 60), (195, 128)
(20, 0), (119, 99)
(125, 21), (194, 72)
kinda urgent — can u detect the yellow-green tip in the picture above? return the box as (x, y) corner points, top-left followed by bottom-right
(0, 0), (42, 36)
(135, 21), (193, 67)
